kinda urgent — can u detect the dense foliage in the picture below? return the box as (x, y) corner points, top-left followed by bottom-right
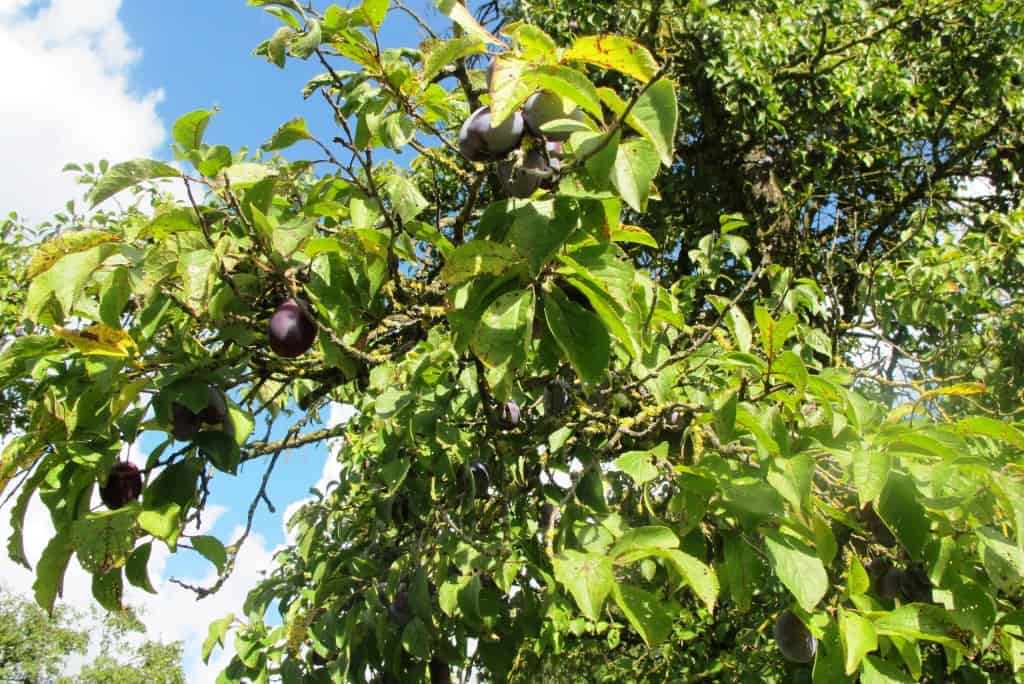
(0, 585), (185, 683)
(1, 0), (1023, 682)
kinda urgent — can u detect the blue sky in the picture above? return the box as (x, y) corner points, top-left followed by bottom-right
(0, 1), (475, 681)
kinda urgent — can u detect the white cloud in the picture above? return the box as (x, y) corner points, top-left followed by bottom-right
(0, 0), (166, 225)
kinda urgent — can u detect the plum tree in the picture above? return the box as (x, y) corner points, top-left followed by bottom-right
(773, 610), (817, 664)
(458, 106), (524, 162)
(268, 298), (317, 358)
(98, 462), (143, 510)
(523, 90), (581, 141)
(6, 1), (1024, 682)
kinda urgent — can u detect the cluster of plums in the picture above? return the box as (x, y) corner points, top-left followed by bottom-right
(458, 76), (583, 198)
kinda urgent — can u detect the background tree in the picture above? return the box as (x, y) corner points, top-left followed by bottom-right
(0, 585), (185, 684)
(1, 0), (1023, 683)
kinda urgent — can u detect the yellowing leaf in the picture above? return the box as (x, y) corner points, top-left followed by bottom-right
(26, 230), (121, 280)
(436, 0), (504, 46)
(919, 382), (985, 400)
(55, 324), (137, 357)
(563, 34), (659, 82)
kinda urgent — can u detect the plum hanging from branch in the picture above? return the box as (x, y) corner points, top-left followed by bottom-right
(458, 106), (525, 163)
(773, 610), (817, 664)
(99, 462), (143, 510)
(523, 90), (582, 141)
(269, 298), (318, 358)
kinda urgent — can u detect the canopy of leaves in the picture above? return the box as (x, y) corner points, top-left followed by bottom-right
(1, 0), (1023, 682)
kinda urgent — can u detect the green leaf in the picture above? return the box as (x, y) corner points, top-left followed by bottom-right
(262, 117), (313, 151)
(384, 174), (429, 223)
(847, 556), (870, 596)
(126, 542), (158, 594)
(86, 159), (181, 208)
(544, 286), (610, 385)
(611, 137), (660, 212)
(506, 198), (578, 275)
(775, 350), (809, 392)
(290, 19), (322, 56)
(611, 526), (679, 559)
(613, 449), (658, 484)
(139, 458), (202, 549)
(178, 249), (217, 313)
(376, 389), (413, 417)
(441, 240), (522, 286)
(33, 531), (73, 614)
(203, 614), (235, 664)
(173, 108), (217, 151)
(598, 80), (677, 167)
(500, 22), (557, 62)
(840, 609), (878, 675)
(488, 56), (531, 127)
(813, 623), (855, 684)
(553, 550), (614, 621)
(91, 569), (124, 612)
(653, 549), (719, 613)
(6, 450), (55, 568)
(877, 471), (929, 558)
(874, 604), (963, 651)
(521, 65), (603, 120)
(217, 163), (275, 188)
(562, 34), (659, 82)
(720, 533), (763, 611)
(955, 416), (1024, 450)
(576, 468), (608, 513)
(266, 26), (293, 67)
(767, 453), (813, 511)
(471, 288), (535, 378)
(420, 35), (485, 84)
(610, 224), (659, 248)
(611, 583), (672, 646)
(401, 617), (430, 658)
(360, 0), (387, 31)
(192, 535), (228, 573)
(860, 656), (914, 684)
(977, 526), (1024, 593)
(726, 305), (753, 353)
(763, 529), (829, 612)
(138, 207), (199, 239)
(436, 0), (502, 46)
(70, 509), (137, 573)
(852, 447), (891, 507)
